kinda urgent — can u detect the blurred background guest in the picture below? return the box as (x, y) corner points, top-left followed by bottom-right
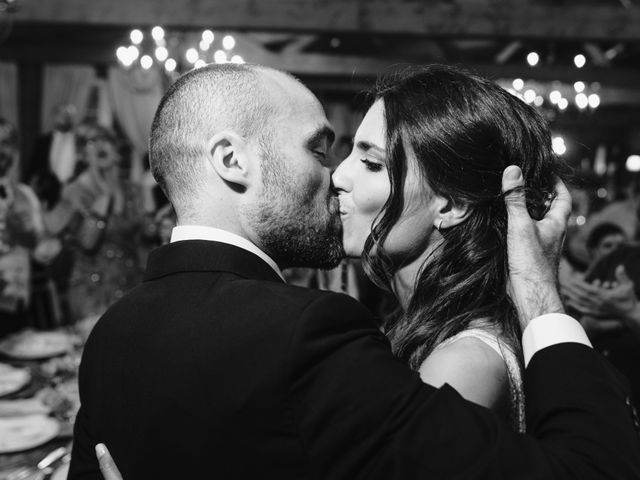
(563, 243), (640, 405)
(26, 103), (78, 209)
(43, 123), (147, 323)
(585, 222), (628, 272)
(0, 118), (61, 337)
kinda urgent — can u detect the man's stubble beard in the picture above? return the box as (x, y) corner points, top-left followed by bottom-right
(246, 150), (345, 269)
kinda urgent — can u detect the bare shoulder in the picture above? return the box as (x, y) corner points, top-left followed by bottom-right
(418, 336), (509, 409)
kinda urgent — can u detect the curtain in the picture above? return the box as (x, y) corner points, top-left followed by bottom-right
(0, 62), (18, 127)
(95, 78), (114, 128)
(41, 64), (97, 133)
(106, 66), (163, 181)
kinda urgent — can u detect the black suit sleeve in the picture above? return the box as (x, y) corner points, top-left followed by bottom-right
(68, 406), (102, 479)
(286, 292), (640, 480)
(69, 336), (102, 480)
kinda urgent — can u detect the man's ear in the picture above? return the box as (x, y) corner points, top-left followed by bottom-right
(206, 131), (252, 189)
(433, 196), (470, 231)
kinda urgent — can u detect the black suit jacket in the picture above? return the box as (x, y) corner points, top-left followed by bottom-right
(69, 240), (640, 479)
(25, 133), (62, 207)
(25, 133), (53, 183)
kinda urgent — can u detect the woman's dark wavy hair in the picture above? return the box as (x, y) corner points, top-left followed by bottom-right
(363, 64), (564, 370)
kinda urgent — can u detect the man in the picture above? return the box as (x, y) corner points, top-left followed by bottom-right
(69, 64), (640, 479)
(26, 103), (78, 208)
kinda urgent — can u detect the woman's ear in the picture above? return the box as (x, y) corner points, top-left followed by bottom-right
(433, 196), (470, 231)
(206, 131), (252, 189)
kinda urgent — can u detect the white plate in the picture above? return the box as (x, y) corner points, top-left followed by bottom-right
(0, 414), (59, 453)
(50, 461), (70, 480)
(0, 363), (30, 397)
(0, 331), (76, 360)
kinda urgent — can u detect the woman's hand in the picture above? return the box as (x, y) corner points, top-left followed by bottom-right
(32, 237), (62, 264)
(501, 165), (571, 326)
(96, 444), (123, 480)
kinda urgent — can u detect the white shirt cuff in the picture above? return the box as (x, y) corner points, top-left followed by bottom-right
(522, 313), (592, 367)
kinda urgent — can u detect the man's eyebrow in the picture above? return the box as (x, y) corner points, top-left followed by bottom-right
(356, 140), (385, 154)
(306, 126), (335, 149)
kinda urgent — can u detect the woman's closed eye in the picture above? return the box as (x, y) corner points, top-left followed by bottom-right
(360, 158), (384, 172)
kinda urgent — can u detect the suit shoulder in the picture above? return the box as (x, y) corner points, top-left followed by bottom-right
(232, 278), (371, 315)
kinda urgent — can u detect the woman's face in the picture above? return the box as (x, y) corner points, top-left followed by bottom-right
(85, 136), (118, 170)
(332, 99), (441, 260)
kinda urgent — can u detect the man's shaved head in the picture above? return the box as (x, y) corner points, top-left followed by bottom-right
(150, 63), (343, 269)
(149, 63), (300, 211)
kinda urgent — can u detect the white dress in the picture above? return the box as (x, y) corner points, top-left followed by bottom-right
(433, 328), (526, 433)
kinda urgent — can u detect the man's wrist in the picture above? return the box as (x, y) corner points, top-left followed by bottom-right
(512, 281), (564, 328)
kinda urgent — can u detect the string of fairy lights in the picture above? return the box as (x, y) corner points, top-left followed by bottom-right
(114, 34), (639, 174)
(115, 26), (244, 75)
(501, 49), (610, 163)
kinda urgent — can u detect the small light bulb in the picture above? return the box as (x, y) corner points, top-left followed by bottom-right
(164, 58), (177, 72)
(130, 29), (143, 45)
(116, 46), (128, 63)
(231, 55), (244, 64)
(152, 26), (165, 42)
(523, 89), (536, 103)
(155, 46), (168, 62)
(202, 30), (214, 44)
(588, 93), (601, 108)
(140, 55), (153, 70)
(527, 52), (539, 67)
(512, 78), (524, 91)
(549, 90), (562, 104)
(552, 136), (566, 155)
(214, 50), (227, 63)
(626, 155), (640, 172)
(575, 93), (588, 109)
(574, 54), (586, 68)
(186, 48), (199, 64)
(127, 45), (139, 61)
(574, 81), (585, 93)
(222, 35), (236, 50)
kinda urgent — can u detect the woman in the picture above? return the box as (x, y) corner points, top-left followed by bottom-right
(332, 64), (560, 431)
(44, 123), (148, 322)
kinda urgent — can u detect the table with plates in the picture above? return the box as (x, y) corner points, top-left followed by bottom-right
(0, 325), (94, 480)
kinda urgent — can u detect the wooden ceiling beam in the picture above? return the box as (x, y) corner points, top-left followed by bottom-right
(11, 0), (640, 41)
(2, 32), (640, 95)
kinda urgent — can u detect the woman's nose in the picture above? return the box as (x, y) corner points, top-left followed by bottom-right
(331, 154), (353, 193)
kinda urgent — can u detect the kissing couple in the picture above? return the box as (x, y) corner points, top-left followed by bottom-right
(69, 64), (640, 480)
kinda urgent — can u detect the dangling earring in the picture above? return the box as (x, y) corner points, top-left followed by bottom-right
(435, 219), (443, 231)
